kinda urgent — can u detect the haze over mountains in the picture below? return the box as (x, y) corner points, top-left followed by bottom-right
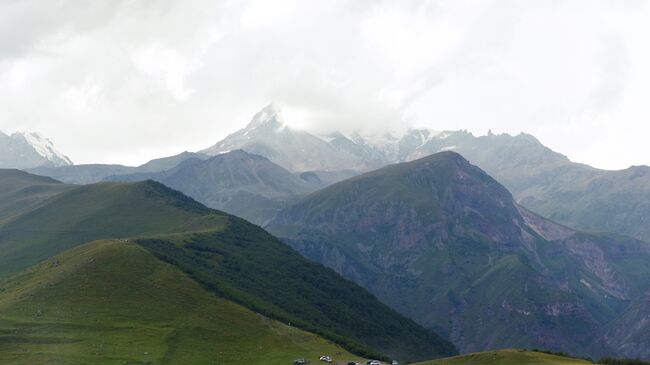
(201, 104), (447, 173)
(198, 105), (650, 242)
(18, 105), (650, 243)
(4, 105), (650, 362)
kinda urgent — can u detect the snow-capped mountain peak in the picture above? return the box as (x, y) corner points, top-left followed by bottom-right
(0, 130), (73, 169)
(15, 132), (73, 165)
(405, 128), (443, 146)
(201, 105), (457, 172)
(245, 103), (286, 131)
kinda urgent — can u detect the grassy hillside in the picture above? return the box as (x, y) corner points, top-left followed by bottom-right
(0, 169), (72, 225)
(137, 217), (457, 362)
(0, 240), (361, 365)
(414, 350), (594, 365)
(0, 175), (454, 361)
(0, 180), (226, 280)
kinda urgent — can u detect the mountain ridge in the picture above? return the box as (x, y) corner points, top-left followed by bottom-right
(268, 151), (650, 359)
(105, 150), (319, 225)
(200, 106), (650, 242)
(0, 169), (456, 361)
(0, 169), (73, 225)
(16, 106), (650, 243)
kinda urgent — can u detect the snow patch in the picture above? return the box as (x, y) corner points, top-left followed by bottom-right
(14, 132), (73, 165)
(318, 134), (337, 143)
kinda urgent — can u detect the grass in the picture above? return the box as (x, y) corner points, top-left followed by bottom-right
(0, 176), (452, 362)
(0, 240), (362, 365)
(0, 180), (227, 280)
(136, 216), (457, 362)
(414, 350), (595, 365)
(0, 169), (72, 225)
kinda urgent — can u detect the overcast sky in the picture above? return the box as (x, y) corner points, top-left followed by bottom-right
(0, 0), (649, 169)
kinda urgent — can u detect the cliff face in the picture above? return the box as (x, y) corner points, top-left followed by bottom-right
(268, 152), (650, 359)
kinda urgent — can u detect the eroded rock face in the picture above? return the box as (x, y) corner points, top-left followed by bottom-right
(563, 235), (629, 300)
(268, 152), (650, 359)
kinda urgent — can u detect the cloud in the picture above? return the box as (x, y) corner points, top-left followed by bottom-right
(0, 0), (649, 169)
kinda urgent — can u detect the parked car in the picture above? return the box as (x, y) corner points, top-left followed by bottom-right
(293, 359), (307, 365)
(366, 361), (381, 365)
(320, 355), (332, 362)
(392, 361), (399, 365)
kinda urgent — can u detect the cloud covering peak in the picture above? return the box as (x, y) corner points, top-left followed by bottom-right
(0, 0), (649, 169)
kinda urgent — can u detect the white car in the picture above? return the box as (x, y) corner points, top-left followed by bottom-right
(367, 361), (381, 365)
(392, 361), (399, 365)
(320, 355), (332, 362)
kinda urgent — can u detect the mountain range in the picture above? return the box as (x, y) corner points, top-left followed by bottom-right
(0, 169), (455, 363)
(201, 104), (440, 173)
(200, 106), (650, 243)
(23, 105), (650, 244)
(5, 105), (650, 361)
(268, 152), (650, 359)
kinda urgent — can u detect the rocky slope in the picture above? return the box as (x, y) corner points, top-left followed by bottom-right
(268, 152), (650, 359)
(0, 131), (72, 169)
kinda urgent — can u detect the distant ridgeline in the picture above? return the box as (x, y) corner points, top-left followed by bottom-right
(24, 105), (650, 242)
